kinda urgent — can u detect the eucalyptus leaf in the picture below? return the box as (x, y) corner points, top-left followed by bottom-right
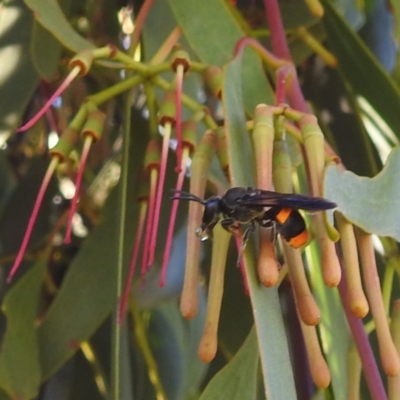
(222, 52), (296, 400)
(307, 245), (350, 400)
(29, 0), (73, 80)
(0, 0), (38, 145)
(325, 146), (400, 239)
(148, 301), (207, 400)
(30, 21), (63, 80)
(322, 0), (400, 140)
(23, 0), (95, 52)
(0, 256), (47, 399)
(37, 186), (122, 381)
(200, 327), (259, 400)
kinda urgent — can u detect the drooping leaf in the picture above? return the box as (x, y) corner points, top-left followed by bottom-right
(29, 0), (73, 80)
(325, 146), (400, 239)
(218, 247), (253, 356)
(305, 63), (381, 177)
(222, 56), (255, 187)
(37, 188), (121, 381)
(133, 231), (208, 397)
(146, 301), (207, 400)
(307, 245), (350, 400)
(0, 256), (47, 399)
(200, 327), (259, 400)
(0, 0), (38, 145)
(222, 53), (296, 400)
(0, 158), (58, 257)
(322, 0), (400, 140)
(359, 0), (397, 72)
(30, 22), (63, 80)
(23, 0), (95, 52)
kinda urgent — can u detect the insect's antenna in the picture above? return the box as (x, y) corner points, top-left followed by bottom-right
(170, 189), (205, 204)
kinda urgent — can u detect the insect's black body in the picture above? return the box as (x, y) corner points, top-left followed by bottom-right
(171, 187), (336, 248)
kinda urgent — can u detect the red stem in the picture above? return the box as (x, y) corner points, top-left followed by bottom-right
(159, 147), (189, 287)
(275, 67), (287, 104)
(338, 267), (388, 400)
(174, 67), (184, 173)
(39, 82), (59, 136)
(7, 157), (59, 282)
(64, 136), (93, 244)
(141, 168), (158, 283)
(17, 68), (80, 133)
(147, 125), (171, 267)
(119, 201), (147, 324)
(234, 236), (249, 295)
(131, 0), (155, 52)
(234, 37), (285, 68)
(263, 0), (291, 60)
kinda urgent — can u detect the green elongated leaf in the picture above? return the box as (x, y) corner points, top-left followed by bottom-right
(218, 247), (253, 356)
(0, 158), (58, 256)
(30, 21), (63, 80)
(321, 0), (400, 140)
(142, 0), (177, 61)
(146, 301), (207, 400)
(23, 0), (95, 52)
(200, 327), (258, 400)
(37, 188), (121, 381)
(222, 55), (296, 400)
(391, 0), (400, 84)
(0, 0), (38, 146)
(222, 57), (255, 187)
(305, 61), (381, 177)
(167, 0), (274, 115)
(0, 256), (47, 399)
(307, 245), (350, 400)
(30, 0), (72, 79)
(325, 146), (400, 239)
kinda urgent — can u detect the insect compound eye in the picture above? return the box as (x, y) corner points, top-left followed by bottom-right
(202, 198), (221, 225)
(194, 197), (221, 241)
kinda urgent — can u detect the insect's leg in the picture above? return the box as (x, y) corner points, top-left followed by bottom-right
(242, 224), (256, 247)
(258, 209), (280, 244)
(265, 221), (279, 243)
(236, 223), (256, 267)
(220, 218), (239, 236)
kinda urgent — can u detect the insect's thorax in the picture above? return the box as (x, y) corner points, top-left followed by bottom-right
(220, 190), (265, 224)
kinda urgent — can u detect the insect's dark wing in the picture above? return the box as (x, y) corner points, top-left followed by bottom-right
(239, 190), (336, 211)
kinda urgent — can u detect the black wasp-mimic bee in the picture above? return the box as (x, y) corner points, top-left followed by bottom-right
(171, 187), (337, 248)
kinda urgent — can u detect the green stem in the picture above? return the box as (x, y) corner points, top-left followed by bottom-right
(130, 305), (167, 399)
(69, 105), (89, 130)
(88, 75), (144, 105)
(143, 82), (160, 139)
(383, 258), (396, 315)
(110, 91), (132, 400)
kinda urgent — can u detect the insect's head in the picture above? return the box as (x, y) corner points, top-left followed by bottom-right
(170, 190), (222, 241)
(196, 197), (222, 241)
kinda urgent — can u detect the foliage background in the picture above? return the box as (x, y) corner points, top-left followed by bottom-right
(0, 0), (400, 399)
